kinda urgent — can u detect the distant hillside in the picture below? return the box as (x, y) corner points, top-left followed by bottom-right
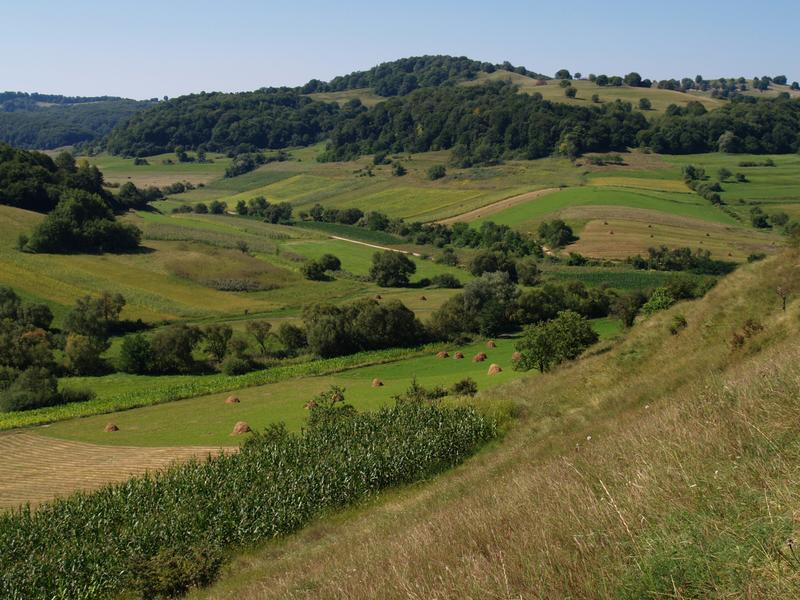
(0, 93), (152, 150)
(101, 56), (800, 160)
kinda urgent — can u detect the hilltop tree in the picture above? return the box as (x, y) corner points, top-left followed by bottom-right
(555, 69), (572, 80)
(624, 72), (643, 87)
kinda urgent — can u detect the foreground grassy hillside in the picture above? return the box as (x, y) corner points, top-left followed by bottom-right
(192, 251), (800, 599)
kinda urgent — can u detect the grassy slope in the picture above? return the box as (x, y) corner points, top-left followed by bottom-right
(190, 251), (800, 599)
(463, 71), (725, 114)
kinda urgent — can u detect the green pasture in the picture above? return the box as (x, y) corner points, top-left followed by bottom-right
(475, 186), (738, 231)
(281, 237), (472, 283)
(41, 337), (524, 446)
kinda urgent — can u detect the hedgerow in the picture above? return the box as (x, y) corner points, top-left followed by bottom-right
(0, 399), (496, 599)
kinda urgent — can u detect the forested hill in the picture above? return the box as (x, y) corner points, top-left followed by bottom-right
(105, 89), (351, 157)
(94, 55), (800, 160)
(299, 55), (546, 96)
(0, 93), (152, 150)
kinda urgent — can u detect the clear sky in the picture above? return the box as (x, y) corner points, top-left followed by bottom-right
(1, 0), (798, 99)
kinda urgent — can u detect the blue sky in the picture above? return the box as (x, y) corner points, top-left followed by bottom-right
(1, 0), (797, 98)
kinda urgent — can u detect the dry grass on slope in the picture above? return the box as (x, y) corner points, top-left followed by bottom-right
(192, 252), (800, 600)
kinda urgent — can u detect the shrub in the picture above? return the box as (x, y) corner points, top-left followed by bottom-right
(149, 325), (203, 374)
(301, 260), (328, 281)
(64, 333), (109, 375)
(537, 219), (576, 248)
(277, 323), (306, 354)
(641, 288), (676, 315)
(0, 367), (60, 412)
(430, 273), (462, 288)
(515, 310), (598, 373)
(516, 256), (541, 285)
(318, 253), (341, 272)
(221, 355), (251, 375)
(638, 98), (652, 110)
(669, 314), (688, 335)
(427, 165), (447, 180)
(118, 334), (153, 374)
(208, 200), (226, 214)
(129, 545), (224, 600)
(450, 377), (478, 397)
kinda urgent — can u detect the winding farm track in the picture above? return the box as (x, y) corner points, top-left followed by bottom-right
(436, 187), (560, 224)
(0, 431), (224, 509)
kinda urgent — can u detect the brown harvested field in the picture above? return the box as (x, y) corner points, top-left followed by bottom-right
(0, 432), (224, 510)
(567, 209), (779, 261)
(437, 187), (560, 224)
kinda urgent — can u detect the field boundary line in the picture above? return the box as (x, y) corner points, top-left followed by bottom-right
(436, 187), (561, 224)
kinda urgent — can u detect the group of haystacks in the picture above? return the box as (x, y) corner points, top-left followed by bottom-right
(104, 394), (252, 436)
(433, 340), (522, 376)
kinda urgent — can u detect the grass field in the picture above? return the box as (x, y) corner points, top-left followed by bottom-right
(39, 337), (524, 447)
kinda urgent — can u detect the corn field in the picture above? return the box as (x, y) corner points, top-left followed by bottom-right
(0, 400), (495, 599)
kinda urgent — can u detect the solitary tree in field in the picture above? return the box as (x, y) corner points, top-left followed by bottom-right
(717, 167), (732, 182)
(638, 98), (652, 110)
(555, 69), (572, 80)
(565, 87), (577, 98)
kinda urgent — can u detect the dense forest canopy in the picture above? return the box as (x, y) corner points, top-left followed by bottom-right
(105, 89), (352, 157)
(301, 55), (546, 96)
(320, 81), (648, 164)
(638, 96), (800, 154)
(0, 143), (107, 212)
(0, 100), (151, 150)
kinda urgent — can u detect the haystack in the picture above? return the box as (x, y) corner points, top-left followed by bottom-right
(473, 352), (487, 362)
(436, 351), (449, 359)
(225, 395), (240, 404)
(454, 351), (464, 359)
(487, 363), (502, 375)
(372, 378), (384, 387)
(231, 421), (251, 435)
(511, 351), (522, 362)
(104, 423), (119, 432)
(486, 340), (496, 348)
